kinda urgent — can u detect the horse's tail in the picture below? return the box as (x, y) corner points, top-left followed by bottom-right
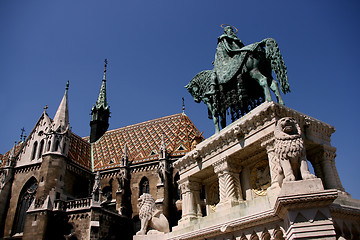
(263, 38), (290, 93)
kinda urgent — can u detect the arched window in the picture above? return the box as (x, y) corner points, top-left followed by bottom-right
(47, 141), (51, 152)
(54, 140), (60, 152)
(62, 142), (66, 154)
(38, 140), (44, 159)
(13, 177), (38, 234)
(31, 141), (38, 160)
(139, 177), (149, 196)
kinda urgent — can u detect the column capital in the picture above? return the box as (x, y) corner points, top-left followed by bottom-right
(212, 156), (240, 174)
(178, 178), (201, 193)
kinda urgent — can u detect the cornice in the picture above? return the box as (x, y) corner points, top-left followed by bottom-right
(173, 102), (335, 173)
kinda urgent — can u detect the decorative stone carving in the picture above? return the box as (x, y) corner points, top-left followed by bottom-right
(117, 168), (127, 191)
(92, 171), (101, 202)
(274, 117), (316, 182)
(250, 160), (271, 196)
(0, 170), (7, 191)
(213, 157), (242, 207)
(207, 181), (219, 211)
(157, 161), (168, 185)
(136, 193), (169, 235)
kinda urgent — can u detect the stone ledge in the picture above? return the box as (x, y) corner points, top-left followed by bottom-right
(280, 178), (324, 196)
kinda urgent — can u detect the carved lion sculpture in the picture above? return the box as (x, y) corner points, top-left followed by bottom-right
(136, 193), (169, 235)
(274, 117), (316, 182)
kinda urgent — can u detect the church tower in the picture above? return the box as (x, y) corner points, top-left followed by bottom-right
(90, 59), (110, 143)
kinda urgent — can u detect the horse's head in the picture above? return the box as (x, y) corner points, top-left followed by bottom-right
(185, 82), (202, 103)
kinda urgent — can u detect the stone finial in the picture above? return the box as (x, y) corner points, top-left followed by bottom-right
(159, 135), (167, 159)
(52, 81), (70, 133)
(120, 144), (129, 167)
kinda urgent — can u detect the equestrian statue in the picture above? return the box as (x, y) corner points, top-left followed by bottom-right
(186, 25), (290, 133)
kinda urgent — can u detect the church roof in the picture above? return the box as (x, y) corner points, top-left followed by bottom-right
(92, 113), (203, 171)
(68, 133), (92, 170)
(0, 142), (24, 167)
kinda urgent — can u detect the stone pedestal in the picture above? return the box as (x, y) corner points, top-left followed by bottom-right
(133, 232), (166, 240)
(168, 102), (360, 240)
(280, 178), (324, 196)
(277, 179), (337, 240)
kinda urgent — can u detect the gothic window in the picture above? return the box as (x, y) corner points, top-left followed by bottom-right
(54, 140), (60, 152)
(62, 142), (66, 154)
(139, 177), (149, 196)
(13, 177), (38, 234)
(38, 140), (44, 159)
(47, 141), (51, 152)
(31, 141), (38, 160)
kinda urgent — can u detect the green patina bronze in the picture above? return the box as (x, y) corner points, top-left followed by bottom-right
(186, 26), (290, 133)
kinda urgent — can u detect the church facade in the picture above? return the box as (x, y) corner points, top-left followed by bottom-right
(0, 63), (203, 240)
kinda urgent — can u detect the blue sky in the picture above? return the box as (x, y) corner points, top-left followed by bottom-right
(1, 1), (359, 199)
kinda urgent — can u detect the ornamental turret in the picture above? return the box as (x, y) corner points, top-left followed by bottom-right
(90, 59), (110, 143)
(45, 81), (71, 156)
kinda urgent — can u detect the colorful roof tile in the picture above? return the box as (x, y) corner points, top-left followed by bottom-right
(0, 142), (24, 167)
(68, 133), (92, 170)
(92, 113), (203, 171)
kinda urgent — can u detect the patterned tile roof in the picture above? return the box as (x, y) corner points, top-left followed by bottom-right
(92, 113), (203, 171)
(68, 132), (92, 170)
(0, 142), (24, 167)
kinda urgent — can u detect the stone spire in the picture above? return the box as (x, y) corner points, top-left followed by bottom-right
(95, 59), (108, 110)
(52, 81), (69, 132)
(90, 60), (110, 143)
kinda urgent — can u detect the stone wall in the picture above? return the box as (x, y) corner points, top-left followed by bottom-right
(3, 165), (40, 237)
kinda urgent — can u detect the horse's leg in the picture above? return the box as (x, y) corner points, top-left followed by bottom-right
(220, 112), (226, 129)
(270, 79), (284, 105)
(249, 68), (272, 102)
(207, 102), (220, 133)
(213, 115), (220, 133)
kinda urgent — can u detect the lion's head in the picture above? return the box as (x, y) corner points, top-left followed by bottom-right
(138, 193), (156, 220)
(275, 117), (301, 140)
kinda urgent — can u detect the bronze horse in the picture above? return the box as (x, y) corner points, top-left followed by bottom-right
(186, 37), (290, 133)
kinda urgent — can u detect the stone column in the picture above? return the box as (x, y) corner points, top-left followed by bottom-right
(178, 178), (202, 224)
(213, 157), (241, 210)
(240, 166), (252, 201)
(316, 145), (344, 191)
(262, 140), (281, 193)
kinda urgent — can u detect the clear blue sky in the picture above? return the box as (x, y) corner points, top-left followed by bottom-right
(1, 1), (359, 199)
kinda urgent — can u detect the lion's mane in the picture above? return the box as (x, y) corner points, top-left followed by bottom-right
(274, 117), (305, 160)
(138, 193), (156, 220)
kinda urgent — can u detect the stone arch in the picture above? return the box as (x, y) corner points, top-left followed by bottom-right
(139, 176), (149, 197)
(102, 185), (112, 201)
(12, 177), (38, 234)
